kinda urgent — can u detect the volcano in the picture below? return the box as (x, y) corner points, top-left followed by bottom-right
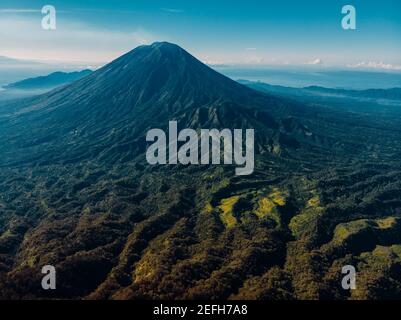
(0, 42), (315, 167)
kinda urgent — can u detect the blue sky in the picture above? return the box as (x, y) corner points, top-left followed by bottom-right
(0, 0), (400, 70)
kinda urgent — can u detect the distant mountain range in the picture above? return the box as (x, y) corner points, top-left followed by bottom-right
(3, 69), (93, 90)
(305, 86), (401, 100)
(0, 56), (21, 64)
(238, 80), (401, 101)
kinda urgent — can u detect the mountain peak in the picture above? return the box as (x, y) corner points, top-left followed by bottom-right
(68, 41), (254, 107)
(123, 41), (188, 60)
(149, 41), (182, 49)
(146, 41), (189, 59)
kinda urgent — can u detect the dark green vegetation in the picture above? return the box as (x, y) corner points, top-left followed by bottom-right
(0, 42), (401, 299)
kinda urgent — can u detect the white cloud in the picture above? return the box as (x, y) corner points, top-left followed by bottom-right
(306, 58), (322, 65)
(347, 61), (401, 71)
(0, 8), (40, 13)
(244, 56), (265, 64)
(0, 15), (159, 64)
(202, 60), (223, 66)
(200, 56), (234, 66)
(161, 8), (184, 14)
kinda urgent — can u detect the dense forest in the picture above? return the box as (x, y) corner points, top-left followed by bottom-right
(0, 43), (401, 299)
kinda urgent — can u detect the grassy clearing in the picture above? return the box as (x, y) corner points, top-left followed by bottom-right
(329, 216), (401, 246)
(218, 196), (240, 228)
(376, 216), (397, 229)
(134, 250), (156, 282)
(331, 219), (370, 244)
(203, 202), (213, 214)
(254, 187), (288, 223)
(289, 190), (324, 238)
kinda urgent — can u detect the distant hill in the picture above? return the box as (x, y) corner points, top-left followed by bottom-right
(305, 85), (401, 100)
(239, 80), (401, 101)
(0, 56), (21, 64)
(3, 69), (92, 90)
